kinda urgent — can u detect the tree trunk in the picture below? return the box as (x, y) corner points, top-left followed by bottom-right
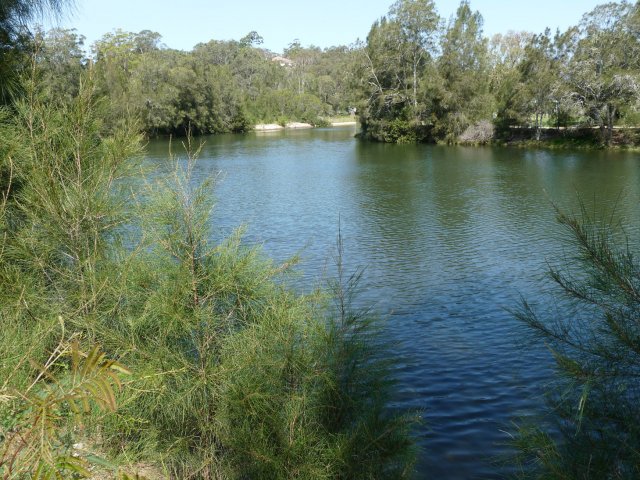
(413, 62), (418, 109)
(598, 109), (606, 144)
(606, 104), (615, 145)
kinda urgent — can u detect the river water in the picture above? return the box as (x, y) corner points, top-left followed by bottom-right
(145, 126), (640, 479)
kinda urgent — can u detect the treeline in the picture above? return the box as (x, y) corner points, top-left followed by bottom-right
(31, 28), (364, 135)
(18, 0), (640, 144)
(360, 0), (640, 145)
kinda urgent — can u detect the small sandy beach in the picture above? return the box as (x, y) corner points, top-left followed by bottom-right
(255, 121), (357, 131)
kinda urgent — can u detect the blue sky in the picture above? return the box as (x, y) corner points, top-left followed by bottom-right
(44, 0), (605, 53)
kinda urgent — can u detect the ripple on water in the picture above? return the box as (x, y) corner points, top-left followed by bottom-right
(144, 132), (640, 479)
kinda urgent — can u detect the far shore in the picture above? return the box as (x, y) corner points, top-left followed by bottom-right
(254, 121), (357, 132)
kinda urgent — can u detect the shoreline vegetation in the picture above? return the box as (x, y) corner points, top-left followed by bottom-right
(357, 1), (640, 148)
(1, 2), (634, 149)
(251, 121), (640, 151)
(495, 127), (640, 150)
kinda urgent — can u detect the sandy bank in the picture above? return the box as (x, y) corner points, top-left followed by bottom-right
(286, 122), (314, 129)
(254, 121), (357, 131)
(254, 122), (314, 131)
(254, 123), (284, 131)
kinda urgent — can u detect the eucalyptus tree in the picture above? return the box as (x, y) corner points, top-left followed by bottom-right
(284, 40), (322, 95)
(488, 31), (534, 130)
(388, 0), (440, 109)
(37, 27), (85, 104)
(518, 29), (560, 139)
(360, 0), (441, 142)
(91, 30), (176, 132)
(360, 17), (414, 141)
(563, 1), (640, 143)
(364, 17), (406, 106)
(308, 45), (362, 113)
(92, 30), (149, 106)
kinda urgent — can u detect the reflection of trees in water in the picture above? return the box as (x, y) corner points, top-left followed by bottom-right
(350, 141), (640, 295)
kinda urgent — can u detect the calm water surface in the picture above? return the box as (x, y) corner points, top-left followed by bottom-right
(145, 127), (640, 479)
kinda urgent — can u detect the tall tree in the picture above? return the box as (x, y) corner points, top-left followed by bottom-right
(388, 0), (440, 109)
(564, 1), (640, 143)
(437, 0), (491, 140)
(518, 29), (560, 139)
(284, 40), (321, 95)
(37, 27), (85, 104)
(360, 0), (441, 142)
(488, 31), (534, 130)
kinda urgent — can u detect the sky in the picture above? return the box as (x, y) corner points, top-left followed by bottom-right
(42, 0), (606, 54)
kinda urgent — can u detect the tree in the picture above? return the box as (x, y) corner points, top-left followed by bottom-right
(0, 0), (74, 101)
(92, 29), (142, 114)
(131, 29), (162, 53)
(306, 45), (357, 113)
(239, 30), (263, 48)
(37, 27), (86, 104)
(359, 1), (441, 142)
(388, 0), (440, 109)
(437, 0), (491, 141)
(284, 40), (322, 95)
(92, 29), (166, 131)
(563, 1), (640, 144)
(518, 29), (560, 139)
(489, 31), (534, 130)
(514, 207), (640, 478)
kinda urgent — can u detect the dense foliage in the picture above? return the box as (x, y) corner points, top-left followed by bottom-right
(19, 0), (640, 144)
(0, 0), (74, 102)
(3, 0), (640, 478)
(359, 0), (640, 145)
(513, 208), (640, 479)
(0, 3), (418, 479)
(30, 28), (364, 135)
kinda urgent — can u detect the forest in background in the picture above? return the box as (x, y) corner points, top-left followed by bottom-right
(2, 0), (638, 145)
(360, 0), (640, 145)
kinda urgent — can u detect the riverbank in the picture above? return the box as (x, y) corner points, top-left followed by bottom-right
(254, 120), (357, 131)
(493, 126), (640, 150)
(254, 122), (312, 131)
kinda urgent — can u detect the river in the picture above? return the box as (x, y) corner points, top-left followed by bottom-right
(145, 126), (640, 479)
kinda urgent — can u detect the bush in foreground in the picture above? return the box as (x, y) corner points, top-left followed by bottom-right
(0, 75), (417, 479)
(514, 206), (640, 479)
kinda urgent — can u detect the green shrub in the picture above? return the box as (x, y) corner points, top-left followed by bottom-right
(513, 205), (640, 479)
